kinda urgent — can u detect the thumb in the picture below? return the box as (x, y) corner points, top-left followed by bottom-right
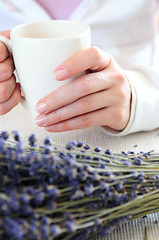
(1, 30), (11, 39)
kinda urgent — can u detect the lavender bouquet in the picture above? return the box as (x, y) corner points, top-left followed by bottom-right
(0, 131), (159, 240)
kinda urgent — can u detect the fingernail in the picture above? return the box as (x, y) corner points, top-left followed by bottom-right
(46, 125), (57, 132)
(54, 68), (68, 80)
(35, 115), (47, 126)
(36, 102), (48, 114)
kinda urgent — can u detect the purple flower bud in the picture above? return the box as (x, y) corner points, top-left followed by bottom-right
(28, 223), (38, 238)
(47, 187), (59, 200)
(94, 146), (101, 152)
(50, 224), (61, 236)
(143, 152), (151, 157)
(138, 174), (145, 183)
(121, 151), (128, 156)
(84, 144), (90, 150)
(12, 131), (20, 142)
(65, 220), (76, 232)
(94, 218), (101, 227)
(84, 184), (94, 196)
(115, 183), (123, 191)
(44, 137), (51, 145)
(128, 150), (135, 154)
(20, 194), (30, 204)
(67, 152), (74, 159)
(105, 149), (111, 155)
(149, 176), (154, 181)
(26, 187), (35, 196)
(100, 181), (108, 191)
(33, 191), (45, 205)
(0, 131), (9, 140)
(20, 204), (31, 216)
(134, 157), (142, 165)
(121, 160), (130, 165)
(77, 141), (83, 147)
(132, 183), (138, 190)
(156, 175), (159, 180)
(41, 216), (49, 226)
(83, 163), (89, 171)
(28, 134), (36, 147)
(41, 225), (49, 239)
(4, 217), (24, 239)
(10, 198), (19, 212)
(66, 141), (76, 150)
(71, 190), (84, 200)
(121, 193), (128, 203)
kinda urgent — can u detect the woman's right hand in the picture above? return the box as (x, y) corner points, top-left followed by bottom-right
(0, 30), (21, 115)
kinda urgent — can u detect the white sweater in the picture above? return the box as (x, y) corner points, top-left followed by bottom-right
(0, 0), (159, 135)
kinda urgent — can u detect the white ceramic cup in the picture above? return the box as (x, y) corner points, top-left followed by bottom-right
(0, 20), (91, 119)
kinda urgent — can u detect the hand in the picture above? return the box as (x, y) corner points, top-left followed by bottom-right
(35, 47), (131, 133)
(0, 31), (21, 115)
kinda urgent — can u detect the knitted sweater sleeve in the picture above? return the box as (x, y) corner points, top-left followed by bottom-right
(101, 64), (159, 136)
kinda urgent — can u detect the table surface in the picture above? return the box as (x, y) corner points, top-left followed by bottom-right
(1, 103), (159, 240)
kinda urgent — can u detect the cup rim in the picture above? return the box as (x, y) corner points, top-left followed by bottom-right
(11, 20), (90, 40)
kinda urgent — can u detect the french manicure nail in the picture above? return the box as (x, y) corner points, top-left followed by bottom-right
(36, 102), (48, 114)
(35, 115), (47, 126)
(54, 68), (68, 80)
(46, 125), (57, 132)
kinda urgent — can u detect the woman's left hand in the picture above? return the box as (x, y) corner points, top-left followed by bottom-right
(35, 47), (131, 133)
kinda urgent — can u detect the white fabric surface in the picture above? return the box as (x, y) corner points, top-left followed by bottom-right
(1, 104), (159, 240)
(1, 103), (159, 152)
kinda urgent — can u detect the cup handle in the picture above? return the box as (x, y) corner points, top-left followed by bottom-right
(0, 35), (28, 109)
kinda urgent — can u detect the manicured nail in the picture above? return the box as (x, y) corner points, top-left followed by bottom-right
(36, 102), (48, 114)
(46, 125), (57, 132)
(54, 68), (68, 80)
(35, 115), (47, 126)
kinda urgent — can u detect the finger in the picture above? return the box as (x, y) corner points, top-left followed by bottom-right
(45, 105), (128, 133)
(0, 30), (10, 62)
(0, 83), (21, 115)
(36, 71), (112, 114)
(54, 46), (111, 81)
(0, 42), (10, 62)
(36, 89), (117, 127)
(0, 74), (16, 103)
(0, 56), (15, 81)
(0, 30), (10, 39)
(44, 107), (111, 132)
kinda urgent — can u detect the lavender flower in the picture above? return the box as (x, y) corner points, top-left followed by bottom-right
(0, 131), (159, 239)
